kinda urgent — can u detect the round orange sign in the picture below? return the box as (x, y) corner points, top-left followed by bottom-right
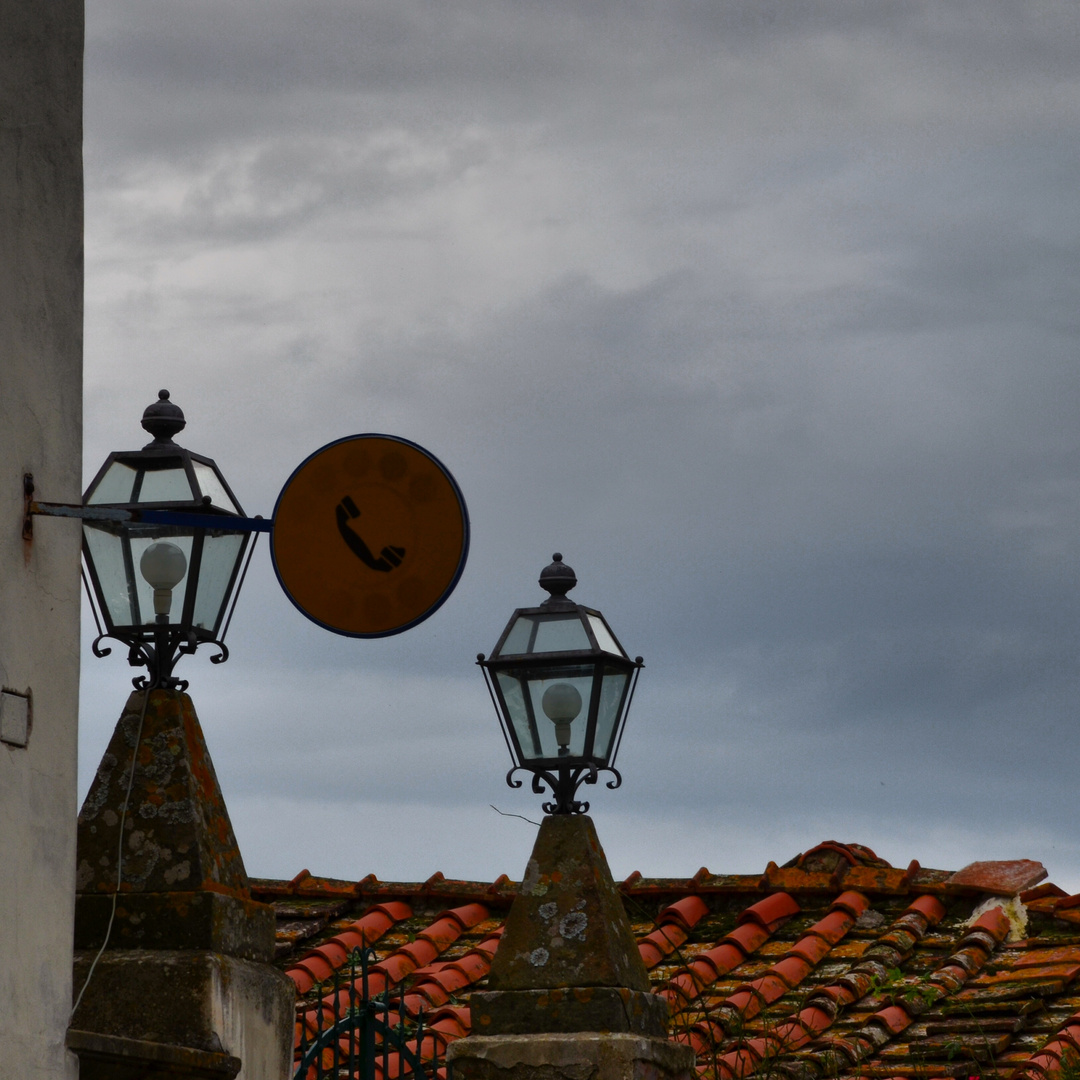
(271, 435), (469, 637)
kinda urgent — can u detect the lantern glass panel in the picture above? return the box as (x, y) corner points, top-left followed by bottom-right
(130, 533), (194, 624)
(87, 461), (137, 505)
(495, 613), (591, 656)
(497, 616), (534, 656)
(496, 665), (594, 761)
(495, 673), (530, 751)
(587, 614), (626, 657)
(528, 670), (593, 757)
(533, 615), (590, 653)
(138, 467), (193, 503)
(192, 532), (245, 632)
(193, 462), (239, 513)
(593, 666), (631, 762)
(84, 524), (135, 625)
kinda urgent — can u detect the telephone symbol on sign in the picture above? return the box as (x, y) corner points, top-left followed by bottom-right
(335, 496), (405, 573)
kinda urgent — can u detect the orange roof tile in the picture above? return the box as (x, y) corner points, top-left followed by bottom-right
(948, 862), (1048, 897)
(253, 841), (1080, 1080)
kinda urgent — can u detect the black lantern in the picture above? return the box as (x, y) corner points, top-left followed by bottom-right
(81, 390), (252, 689)
(477, 554), (643, 814)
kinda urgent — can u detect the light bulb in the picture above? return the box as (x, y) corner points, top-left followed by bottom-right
(542, 683), (582, 721)
(542, 682), (582, 752)
(140, 541), (187, 616)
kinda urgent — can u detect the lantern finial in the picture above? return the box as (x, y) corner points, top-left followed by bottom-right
(141, 389), (186, 446)
(539, 552), (577, 608)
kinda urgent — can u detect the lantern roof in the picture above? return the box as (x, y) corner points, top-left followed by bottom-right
(487, 554), (636, 664)
(83, 390), (244, 516)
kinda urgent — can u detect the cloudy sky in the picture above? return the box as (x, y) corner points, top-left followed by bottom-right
(78, 1), (1080, 891)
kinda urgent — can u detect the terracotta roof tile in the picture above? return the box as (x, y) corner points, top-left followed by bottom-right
(743, 892), (803, 931)
(660, 894), (795, 1010)
(811, 908), (862, 946)
(1022, 884), (1070, 904)
(294, 901), (491, 1047)
(286, 900), (412, 994)
(660, 895), (711, 931)
(399, 932), (503, 1015)
(638, 894), (710, 968)
(1013, 949), (1080, 969)
(948, 861), (1048, 897)
(970, 906), (1015, 942)
(253, 844), (1080, 1080)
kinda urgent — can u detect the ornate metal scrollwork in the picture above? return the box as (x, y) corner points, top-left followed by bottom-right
(89, 626), (228, 692)
(505, 761), (621, 816)
(90, 635), (113, 659)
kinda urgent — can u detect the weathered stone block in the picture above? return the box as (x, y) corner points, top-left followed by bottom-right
(70, 950), (294, 1080)
(447, 1032), (696, 1080)
(75, 890), (276, 961)
(470, 988), (668, 1037)
(66, 1029), (240, 1080)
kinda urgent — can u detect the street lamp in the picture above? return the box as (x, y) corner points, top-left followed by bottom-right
(80, 390), (253, 689)
(477, 554), (643, 814)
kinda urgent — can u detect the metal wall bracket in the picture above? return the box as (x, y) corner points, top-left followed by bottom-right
(22, 474), (35, 540)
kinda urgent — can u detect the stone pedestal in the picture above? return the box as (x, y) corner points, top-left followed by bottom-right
(451, 814), (695, 1080)
(70, 690), (294, 1080)
(66, 1029), (240, 1080)
(469, 987), (668, 1037)
(447, 1032), (696, 1080)
(69, 950), (291, 1079)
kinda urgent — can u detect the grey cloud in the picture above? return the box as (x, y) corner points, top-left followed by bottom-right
(78, 1), (1080, 887)
(86, 0), (1080, 172)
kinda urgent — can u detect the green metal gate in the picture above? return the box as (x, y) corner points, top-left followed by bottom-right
(294, 947), (445, 1080)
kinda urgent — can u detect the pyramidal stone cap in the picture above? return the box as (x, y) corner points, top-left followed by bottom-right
(469, 814), (669, 1038)
(74, 689), (275, 961)
(487, 814), (648, 993)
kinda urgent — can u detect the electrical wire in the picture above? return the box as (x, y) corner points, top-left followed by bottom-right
(70, 685), (152, 1021)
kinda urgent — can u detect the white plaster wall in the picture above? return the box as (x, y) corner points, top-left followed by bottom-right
(211, 957), (295, 1080)
(0, 0), (83, 1076)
